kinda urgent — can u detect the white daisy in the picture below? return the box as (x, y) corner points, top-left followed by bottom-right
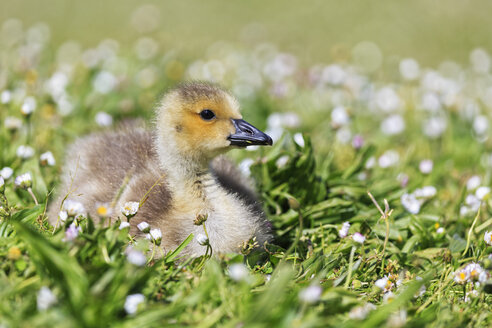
(37, 287), (57, 311)
(454, 269), (469, 284)
(16, 145), (35, 159)
(40, 151), (56, 166)
(375, 276), (393, 292)
(20, 96), (36, 116)
(476, 186), (490, 201)
(126, 247), (146, 266)
(352, 232), (366, 244)
(299, 285), (322, 303)
(484, 231), (492, 246)
(466, 176), (481, 191)
(465, 262), (484, 281)
(14, 173), (32, 189)
(0, 167), (14, 180)
(4, 116), (22, 130)
(95, 111), (113, 127)
(228, 263), (249, 282)
(401, 193), (421, 214)
(419, 159), (433, 174)
(124, 293), (144, 315)
(62, 199), (86, 217)
(121, 201), (139, 218)
(338, 221), (350, 238)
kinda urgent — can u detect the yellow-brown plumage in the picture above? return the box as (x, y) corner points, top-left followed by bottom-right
(49, 82), (272, 256)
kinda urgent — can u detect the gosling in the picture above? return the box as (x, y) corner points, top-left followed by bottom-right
(49, 82), (273, 256)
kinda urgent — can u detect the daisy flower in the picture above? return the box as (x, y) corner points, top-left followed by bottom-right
(352, 232), (366, 244)
(299, 285), (322, 303)
(16, 145), (35, 159)
(14, 173), (32, 189)
(228, 263), (249, 282)
(63, 199), (86, 217)
(96, 202), (112, 217)
(20, 97), (36, 116)
(125, 246), (146, 266)
(95, 111), (113, 127)
(454, 269), (469, 284)
(465, 262), (484, 281)
(484, 231), (492, 246)
(338, 221), (350, 238)
(401, 193), (421, 214)
(476, 186), (490, 201)
(37, 287), (56, 311)
(4, 116), (22, 130)
(0, 167), (13, 180)
(121, 201), (139, 219)
(40, 151), (56, 166)
(375, 276), (393, 292)
(124, 294), (144, 315)
(419, 159), (433, 174)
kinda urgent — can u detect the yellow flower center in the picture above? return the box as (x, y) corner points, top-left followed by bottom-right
(434, 223), (440, 229)
(459, 272), (466, 280)
(7, 246), (21, 260)
(97, 206), (108, 216)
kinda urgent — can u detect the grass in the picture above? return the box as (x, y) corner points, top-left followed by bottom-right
(1, 14), (492, 328)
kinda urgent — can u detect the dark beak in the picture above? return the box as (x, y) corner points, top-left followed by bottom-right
(228, 119), (273, 147)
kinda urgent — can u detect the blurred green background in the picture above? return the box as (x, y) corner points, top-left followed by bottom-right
(1, 0), (491, 67)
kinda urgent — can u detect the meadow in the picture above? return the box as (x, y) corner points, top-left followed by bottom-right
(2, 2), (492, 327)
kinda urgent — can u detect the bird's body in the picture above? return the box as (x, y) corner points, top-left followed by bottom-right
(49, 82), (272, 256)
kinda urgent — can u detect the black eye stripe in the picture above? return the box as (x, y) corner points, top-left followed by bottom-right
(199, 109), (216, 121)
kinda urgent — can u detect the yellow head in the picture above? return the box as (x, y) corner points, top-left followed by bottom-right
(155, 82), (272, 164)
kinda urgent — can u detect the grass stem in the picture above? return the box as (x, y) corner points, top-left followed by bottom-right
(462, 206), (481, 258)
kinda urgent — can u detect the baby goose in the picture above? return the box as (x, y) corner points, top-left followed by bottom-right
(49, 82), (273, 256)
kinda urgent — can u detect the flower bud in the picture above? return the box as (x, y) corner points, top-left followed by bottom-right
(137, 221), (150, 233)
(196, 233), (209, 246)
(287, 196), (300, 210)
(194, 213), (208, 226)
(149, 228), (162, 245)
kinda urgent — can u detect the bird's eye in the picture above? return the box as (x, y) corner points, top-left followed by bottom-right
(199, 109), (216, 121)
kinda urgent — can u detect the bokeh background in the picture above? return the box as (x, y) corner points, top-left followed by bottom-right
(2, 0), (492, 66)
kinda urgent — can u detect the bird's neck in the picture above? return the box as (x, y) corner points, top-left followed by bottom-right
(155, 136), (218, 200)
